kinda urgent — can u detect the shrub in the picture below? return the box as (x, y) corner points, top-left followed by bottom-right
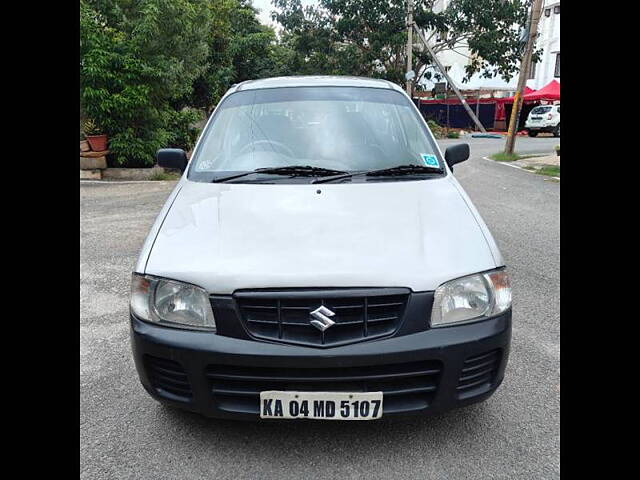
(80, 0), (211, 167)
(446, 131), (460, 139)
(427, 119), (445, 139)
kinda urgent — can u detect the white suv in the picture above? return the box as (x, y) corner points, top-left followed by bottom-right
(525, 104), (560, 137)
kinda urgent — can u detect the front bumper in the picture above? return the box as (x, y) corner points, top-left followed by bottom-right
(130, 310), (511, 420)
(525, 124), (555, 132)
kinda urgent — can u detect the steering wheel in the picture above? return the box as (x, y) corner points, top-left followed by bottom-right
(237, 140), (295, 159)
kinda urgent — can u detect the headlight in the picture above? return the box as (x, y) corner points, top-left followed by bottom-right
(431, 269), (511, 327)
(130, 273), (216, 331)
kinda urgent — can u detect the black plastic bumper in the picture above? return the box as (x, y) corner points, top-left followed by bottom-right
(130, 310), (511, 420)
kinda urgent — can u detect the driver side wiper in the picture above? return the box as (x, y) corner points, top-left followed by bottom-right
(211, 165), (348, 183)
(255, 165), (348, 176)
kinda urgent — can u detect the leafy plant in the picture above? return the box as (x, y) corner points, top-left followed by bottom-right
(81, 119), (101, 137)
(427, 119), (445, 139)
(447, 131), (460, 139)
(554, 145), (560, 151)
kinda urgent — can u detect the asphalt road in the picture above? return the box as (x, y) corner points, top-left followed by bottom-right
(80, 136), (559, 479)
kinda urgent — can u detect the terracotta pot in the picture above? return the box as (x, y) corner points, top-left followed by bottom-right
(86, 134), (108, 152)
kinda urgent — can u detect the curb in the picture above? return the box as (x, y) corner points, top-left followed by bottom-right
(80, 179), (178, 185)
(482, 156), (560, 181)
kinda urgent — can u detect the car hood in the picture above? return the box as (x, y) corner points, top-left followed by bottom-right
(143, 177), (500, 294)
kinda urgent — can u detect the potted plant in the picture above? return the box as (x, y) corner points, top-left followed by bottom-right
(554, 145), (560, 157)
(82, 119), (108, 152)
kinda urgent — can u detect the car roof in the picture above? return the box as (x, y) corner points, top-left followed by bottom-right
(229, 76), (404, 94)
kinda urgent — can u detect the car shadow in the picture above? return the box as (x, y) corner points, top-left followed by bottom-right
(157, 400), (496, 454)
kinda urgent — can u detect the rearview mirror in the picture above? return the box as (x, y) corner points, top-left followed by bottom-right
(444, 143), (470, 170)
(157, 148), (188, 172)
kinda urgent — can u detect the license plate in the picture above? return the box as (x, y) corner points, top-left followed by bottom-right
(259, 391), (383, 420)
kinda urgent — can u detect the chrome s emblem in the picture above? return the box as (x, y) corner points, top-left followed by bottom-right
(309, 306), (336, 331)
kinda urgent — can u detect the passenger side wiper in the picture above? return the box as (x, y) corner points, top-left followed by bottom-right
(312, 164), (443, 184)
(364, 164), (443, 177)
(211, 165), (348, 183)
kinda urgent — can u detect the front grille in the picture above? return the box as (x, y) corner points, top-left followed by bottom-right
(235, 288), (410, 347)
(457, 349), (501, 399)
(145, 355), (192, 402)
(206, 360), (442, 415)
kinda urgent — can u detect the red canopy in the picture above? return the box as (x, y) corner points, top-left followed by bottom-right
(523, 80), (560, 101)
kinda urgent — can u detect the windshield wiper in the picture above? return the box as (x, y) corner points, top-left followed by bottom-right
(313, 164), (443, 184)
(254, 165), (348, 176)
(211, 171), (261, 183)
(365, 164), (443, 177)
(211, 165), (348, 183)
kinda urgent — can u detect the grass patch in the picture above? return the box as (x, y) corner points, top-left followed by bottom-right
(149, 171), (181, 181)
(521, 164), (560, 177)
(490, 152), (543, 162)
(535, 165), (560, 177)
(490, 152), (522, 162)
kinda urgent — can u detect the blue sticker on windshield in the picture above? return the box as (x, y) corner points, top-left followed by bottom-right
(421, 154), (440, 168)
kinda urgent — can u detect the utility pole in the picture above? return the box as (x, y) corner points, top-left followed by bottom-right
(504, 0), (544, 154)
(412, 24), (486, 133)
(405, 0), (414, 95)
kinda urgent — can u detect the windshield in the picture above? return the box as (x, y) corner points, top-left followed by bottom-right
(188, 86), (443, 182)
(531, 106), (552, 115)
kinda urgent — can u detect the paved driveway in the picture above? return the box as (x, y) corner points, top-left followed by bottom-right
(80, 136), (559, 479)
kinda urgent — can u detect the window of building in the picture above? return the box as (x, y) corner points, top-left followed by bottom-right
(545, 8), (551, 17)
(528, 60), (537, 79)
(554, 53), (560, 77)
(554, 5), (560, 14)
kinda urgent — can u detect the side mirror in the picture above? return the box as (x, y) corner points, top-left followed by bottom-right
(157, 148), (188, 172)
(444, 143), (470, 170)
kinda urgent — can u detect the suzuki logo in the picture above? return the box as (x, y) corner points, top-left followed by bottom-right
(309, 305), (336, 331)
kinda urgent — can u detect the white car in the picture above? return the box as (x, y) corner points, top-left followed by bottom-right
(525, 104), (560, 137)
(130, 76), (512, 421)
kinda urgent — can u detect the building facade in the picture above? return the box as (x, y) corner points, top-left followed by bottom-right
(527, 0), (560, 90)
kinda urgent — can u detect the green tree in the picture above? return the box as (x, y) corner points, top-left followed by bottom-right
(272, 0), (533, 88)
(80, 0), (212, 166)
(182, 0), (291, 113)
(229, 1), (279, 82)
(186, 0), (236, 112)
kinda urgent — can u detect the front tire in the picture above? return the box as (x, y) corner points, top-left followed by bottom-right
(527, 130), (538, 137)
(553, 124), (560, 137)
